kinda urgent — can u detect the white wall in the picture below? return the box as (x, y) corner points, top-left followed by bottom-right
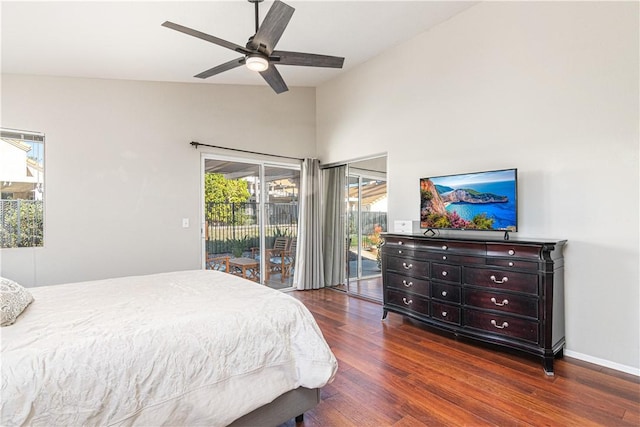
(317, 2), (639, 372)
(1, 75), (316, 286)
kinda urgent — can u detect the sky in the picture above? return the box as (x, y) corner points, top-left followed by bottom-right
(426, 169), (516, 188)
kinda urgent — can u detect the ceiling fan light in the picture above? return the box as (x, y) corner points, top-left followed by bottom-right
(246, 55), (269, 72)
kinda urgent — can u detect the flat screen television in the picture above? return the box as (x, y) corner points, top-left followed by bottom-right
(420, 168), (517, 232)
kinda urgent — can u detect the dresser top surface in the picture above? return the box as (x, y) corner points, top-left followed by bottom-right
(381, 232), (567, 246)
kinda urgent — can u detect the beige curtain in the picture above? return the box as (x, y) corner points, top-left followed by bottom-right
(293, 158), (324, 290)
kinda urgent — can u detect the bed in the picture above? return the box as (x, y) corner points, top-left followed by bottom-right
(0, 270), (338, 426)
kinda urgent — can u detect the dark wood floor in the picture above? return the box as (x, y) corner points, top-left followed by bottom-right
(287, 288), (639, 426)
(332, 276), (383, 302)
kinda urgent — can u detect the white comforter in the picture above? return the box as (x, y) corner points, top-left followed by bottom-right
(0, 270), (337, 426)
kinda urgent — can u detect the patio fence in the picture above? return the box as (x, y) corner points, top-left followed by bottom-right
(1, 200), (387, 252)
(205, 201), (387, 256)
(0, 199), (44, 248)
(349, 211), (388, 249)
(205, 202), (298, 256)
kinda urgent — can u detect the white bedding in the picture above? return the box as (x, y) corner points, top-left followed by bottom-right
(0, 270), (337, 426)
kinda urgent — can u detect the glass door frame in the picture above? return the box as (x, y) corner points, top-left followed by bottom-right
(200, 152), (300, 289)
(346, 166), (387, 283)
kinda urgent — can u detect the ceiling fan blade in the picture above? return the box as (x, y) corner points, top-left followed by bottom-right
(259, 66), (288, 94)
(248, 1), (294, 54)
(271, 50), (345, 68)
(162, 21), (250, 55)
(194, 57), (246, 79)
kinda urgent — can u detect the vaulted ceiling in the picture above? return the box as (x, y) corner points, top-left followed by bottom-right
(1, 1), (476, 89)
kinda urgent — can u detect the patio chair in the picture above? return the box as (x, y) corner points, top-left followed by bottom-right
(251, 237), (289, 261)
(267, 238), (297, 283)
(280, 239), (297, 281)
(206, 255), (230, 272)
(247, 237), (292, 282)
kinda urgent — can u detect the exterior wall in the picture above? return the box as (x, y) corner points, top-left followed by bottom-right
(0, 141), (30, 182)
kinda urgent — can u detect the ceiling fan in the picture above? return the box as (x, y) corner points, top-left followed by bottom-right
(162, 0), (345, 94)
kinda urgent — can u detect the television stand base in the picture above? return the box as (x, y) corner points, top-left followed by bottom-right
(504, 230), (510, 240)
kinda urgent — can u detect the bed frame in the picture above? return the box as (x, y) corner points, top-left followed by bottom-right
(228, 387), (320, 426)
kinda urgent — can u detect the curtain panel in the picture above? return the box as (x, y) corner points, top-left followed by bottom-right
(293, 158), (324, 290)
(322, 165), (346, 287)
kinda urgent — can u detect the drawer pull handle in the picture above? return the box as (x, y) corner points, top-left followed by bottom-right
(491, 297), (509, 307)
(402, 280), (413, 288)
(441, 291), (448, 297)
(442, 245), (448, 250)
(441, 311), (448, 317)
(442, 256), (447, 260)
(508, 249), (515, 256)
(490, 275), (509, 284)
(402, 262), (413, 270)
(441, 271), (448, 276)
(402, 297), (413, 306)
(398, 241), (403, 245)
(491, 320), (509, 329)
(398, 250), (403, 254)
(508, 262), (514, 267)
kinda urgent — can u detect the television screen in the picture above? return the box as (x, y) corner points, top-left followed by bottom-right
(420, 168), (517, 231)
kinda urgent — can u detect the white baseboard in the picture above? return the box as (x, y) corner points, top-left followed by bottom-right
(564, 349), (640, 377)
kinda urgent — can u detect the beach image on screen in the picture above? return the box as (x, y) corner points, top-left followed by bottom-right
(420, 169), (517, 231)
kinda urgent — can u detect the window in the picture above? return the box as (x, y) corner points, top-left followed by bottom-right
(1, 128), (45, 248)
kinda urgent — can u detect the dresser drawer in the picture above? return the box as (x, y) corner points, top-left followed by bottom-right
(384, 237), (417, 248)
(418, 240), (485, 255)
(487, 243), (541, 260)
(431, 302), (461, 325)
(464, 267), (539, 295)
(383, 236), (417, 258)
(463, 289), (538, 319)
(431, 263), (461, 283)
(424, 252), (486, 266)
(486, 258), (539, 272)
(431, 282), (461, 303)
(386, 273), (430, 297)
(386, 289), (430, 317)
(464, 309), (539, 344)
(386, 256), (429, 278)
(384, 246), (416, 258)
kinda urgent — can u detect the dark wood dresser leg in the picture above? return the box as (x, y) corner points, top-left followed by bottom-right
(295, 414), (304, 423)
(543, 356), (555, 376)
(382, 309), (388, 319)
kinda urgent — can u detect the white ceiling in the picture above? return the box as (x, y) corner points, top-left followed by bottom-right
(1, 1), (477, 90)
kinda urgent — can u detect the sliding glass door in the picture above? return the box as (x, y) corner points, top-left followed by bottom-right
(347, 173), (387, 274)
(320, 156), (387, 299)
(348, 175), (386, 280)
(263, 165), (299, 289)
(202, 156), (300, 290)
(345, 160), (387, 301)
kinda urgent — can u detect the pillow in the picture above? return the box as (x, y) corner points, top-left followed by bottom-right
(0, 276), (34, 327)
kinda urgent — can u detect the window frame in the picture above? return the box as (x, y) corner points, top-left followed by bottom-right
(0, 128), (46, 248)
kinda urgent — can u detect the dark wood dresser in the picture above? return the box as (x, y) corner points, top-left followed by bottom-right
(381, 233), (566, 375)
